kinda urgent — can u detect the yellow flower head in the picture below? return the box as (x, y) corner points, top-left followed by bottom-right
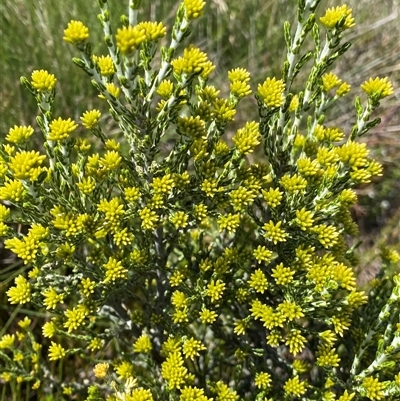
(48, 341), (66, 361)
(182, 337), (206, 360)
(133, 334), (153, 353)
(6, 125), (34, 145)
(263, 220), (287, 244)
(103, 257), (128, 283)
(63, 20), (89, 44)
(177, 115), (206, 139)
(9, 150), (46, 181)
(80, 110), (101, 129)
(285, 329), (307, 354)
(93, 363), (109, 379)
(0, 204), (10, 222)
(362, 376), (386, 400)
(248, 269), (268, 293)
(258, 77), (285, 108)
(161, 351), (188, 389)
(98, 82), (121, 99)
(116, 25), (147, 54)
(206, 279), (226, 302)
(255, 372), (272, 389)
(289, 94), (299, 111)
(64, 305), (89, 333)
(99, 150), (122, 170)
(184, 0), (206, 20)
(137, 21), (167, 41)
(93, 55), (115, 76)
(322, 72), (342, 92)
(48, 117), (78, 141)
(42, 287), (65, 310)
(218, 213), (241, 233)
(130, 388), (154, 400)
(232, 121), (261, 155)
(228, 67), (251, 83)
(7, 275), (31, 304)
(361, 77), (394, 99)
(31, 70), (57, 92)
(271, 263), (295, 285)
(171, 45), (214, 78)
(199, 308), (217, 324)
(0, 179), (25, 201)
(0, 334), (15, 349)
(320, 5), (355, 30)
(284, 376), (307, 397)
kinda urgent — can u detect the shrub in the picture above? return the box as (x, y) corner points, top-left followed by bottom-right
(0, 0), (399, 400)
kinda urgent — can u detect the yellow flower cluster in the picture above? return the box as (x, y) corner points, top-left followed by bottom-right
(248, 269), (268, 293)
(280, 173), (307, 193)
(42, 287), (64, 309)
(283, 376), (307, 397)
(361, 77), (394, 99)
(6, 275), (31, 304)
(137, 21), (167, 41)
(31, 70), (57, 92)
(180, 386), (212, 401)
(362, 376), (386, 400)
(320, 5), (355, 30)
(229, 186), (256, 211)
(103, 257), (128, 283)
(257, 77), (285, 108)
(4, 224), (48, 264)
(48, 342), (66, 361)
(212, 98), (236, 122)
(2, 1), (399, 399)
(80, 109), (101, 129)
(263, 220), (287, 244)
(285, 329), (307, 354)
(63, 20), (89, 44)
(228, 67), (252, 99)
(48, 117), (78, 141)
(170, 211), (189, 229)
(262, 187), (283, 207)
(64, 304), (88, 333)
(172, 45), (215, 78)
(184, 0), (206, 20)
(232, 121), (261, 155)
(9, 150), (46, 181)
(133, 334), (152, 353)
(116, 25), (145, 54)
(206, 279), (225, 302)
(161, 351), (188, 389)
(177, 115), (206, 139)
(151, 174), (175, 193)
(321, 72), (350, 96)
(6, 125), (34, 144)
(97, 197), (124, 231)
(218, 213), (241, 233)
(139, 207), (158, 230)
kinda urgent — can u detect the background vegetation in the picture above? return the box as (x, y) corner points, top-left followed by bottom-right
(0, 0), (399, 397)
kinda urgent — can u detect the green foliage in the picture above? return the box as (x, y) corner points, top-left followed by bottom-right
(0, 0), (399, 400)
